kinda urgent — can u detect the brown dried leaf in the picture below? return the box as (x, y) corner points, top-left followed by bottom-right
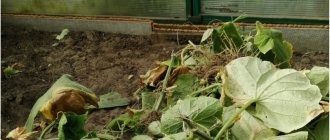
(140, 65), (167, 87)
(320, 101), (329, 113)
(39, 89), (98, 121)
(6, 127), (38, 140)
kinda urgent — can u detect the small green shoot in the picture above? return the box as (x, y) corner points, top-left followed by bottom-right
(56, 29), (69, 40)
(4, 66), (21, 78)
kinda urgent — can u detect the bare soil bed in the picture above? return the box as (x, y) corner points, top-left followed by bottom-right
(1, 25), (328, 139)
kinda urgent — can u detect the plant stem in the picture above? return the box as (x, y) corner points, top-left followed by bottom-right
(214, 98), (257, 140)
(180, 45), (194, 65)
(190, 83), (221, 97)
(181, 115), (211, 136)
(153, 53), (175, 111)
(191, 129), (213, 140)
(39, 121), (57, 140)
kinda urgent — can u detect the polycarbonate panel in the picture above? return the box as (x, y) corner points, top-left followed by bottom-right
(201, 0), (328, 20)
(2, 0), (187, 19)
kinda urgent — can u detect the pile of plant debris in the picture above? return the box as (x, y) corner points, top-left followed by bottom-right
(6, 19), (329, 140)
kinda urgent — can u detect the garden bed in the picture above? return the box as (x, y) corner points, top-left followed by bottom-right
(1, 25), (328, 139)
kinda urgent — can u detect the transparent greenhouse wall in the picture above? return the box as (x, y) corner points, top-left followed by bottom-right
(201, 0), (329, 20)
(2, 0), (187, 19)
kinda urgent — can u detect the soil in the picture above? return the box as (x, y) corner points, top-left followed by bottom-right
(1, 25), (328, 139)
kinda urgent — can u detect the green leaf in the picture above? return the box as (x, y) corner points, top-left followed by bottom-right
(230, 110), (277, 140)
(212, 29), (222, 53)
(254, 21), (293, 68)
(160, 97), (222, 134)
(92, 92), (129, 109)
(160, 132), (189, 140)
(58, 113), (87, 140)
(273, 40), (293, 68)
(3, 66), (21, 78)
(211, 22), (243, 53)
(24, 74), (97, 132)
(107, 110), (144, 130)
(148, 121), (162, 136)
(305, 66), (329, 97)
(201, 29), (214, 43)
(224, 57), (323, 133)
(313, 115), (329, 140)
(222, 22), (243, 49)
(168, 74), (197, 104)
(131, 135), (153, 140)
(161, 57), (181, 68)
(265, 131), (308, 140)
(142, 90), (158, 110)
(56, 29), (69, 40)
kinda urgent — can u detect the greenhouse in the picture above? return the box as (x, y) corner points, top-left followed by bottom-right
(1, 0), (329, 140)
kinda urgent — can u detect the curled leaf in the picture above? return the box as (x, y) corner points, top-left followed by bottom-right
(25, 74), (98, 132)
(6, 127), (38, 140)
(140, 65), (167, 87)
(40, 89), (98, 120)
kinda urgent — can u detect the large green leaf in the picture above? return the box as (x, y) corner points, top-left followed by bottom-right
(24, 74), (97, 132)
(167, 74), (197, 104)
(265, 131), (308, 140)
(230, 110), (277, 140)
(224, 57), (323, 133)
(254, 21), (293, 68)
(160, 97), (222, 134)
(305, 66), (329, 97)
(58, 113), (87, 140)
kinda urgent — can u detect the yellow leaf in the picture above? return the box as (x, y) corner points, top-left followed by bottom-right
(39, 89), (98, 121)
(6, 127), (38, 140)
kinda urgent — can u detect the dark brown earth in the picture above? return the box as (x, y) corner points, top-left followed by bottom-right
(1, 25), (328, 139)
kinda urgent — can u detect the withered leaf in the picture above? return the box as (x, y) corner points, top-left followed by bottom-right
(140, 65), (167, 87)
(40, 89), (98, 121)
(6, 127), (38, 140)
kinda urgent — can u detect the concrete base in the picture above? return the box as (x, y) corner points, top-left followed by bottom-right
(2, 15), (329, 52)
(2, 15), (153, 35)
